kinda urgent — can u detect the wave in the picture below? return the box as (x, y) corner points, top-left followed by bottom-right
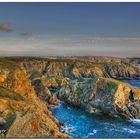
(123, 128), (137, 134)
(61, 125), (75, 133)
(129, 119), (140, 124)
(87, 129), (97, 137)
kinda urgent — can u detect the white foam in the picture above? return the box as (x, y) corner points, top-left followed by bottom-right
(123, 128), (137, 134)
(67, 107), (71, 110)
(88, 129), (97, 136)
(61, 125), (75, 133)
(129, 130), (137, 134)
(130, 119), (140, 124)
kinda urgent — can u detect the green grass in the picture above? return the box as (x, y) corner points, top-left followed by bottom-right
(102, 81), (117, 95)
(75, 86), (82, 97)
(99, 77), (139, 94)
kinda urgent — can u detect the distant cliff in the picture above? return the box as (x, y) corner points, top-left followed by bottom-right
(128, 57), (140, 64)
(8, 56), (140, 80)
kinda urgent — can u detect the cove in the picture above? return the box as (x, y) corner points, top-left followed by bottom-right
(51, 80), (140, 138)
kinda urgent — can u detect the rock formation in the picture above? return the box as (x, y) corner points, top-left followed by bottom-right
(59, 77), (140, 120)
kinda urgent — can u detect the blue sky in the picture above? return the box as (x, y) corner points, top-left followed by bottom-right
(0, 3), (140, 57)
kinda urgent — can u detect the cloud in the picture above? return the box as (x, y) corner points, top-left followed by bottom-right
(0, 35), (140, 57)
(93, 37), (140, 42)
(0, 24), (12, 32)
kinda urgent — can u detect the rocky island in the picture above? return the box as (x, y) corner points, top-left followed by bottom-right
(0, 56), (140, 138)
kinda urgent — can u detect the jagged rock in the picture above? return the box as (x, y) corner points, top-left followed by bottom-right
(59, 77), (140, 119)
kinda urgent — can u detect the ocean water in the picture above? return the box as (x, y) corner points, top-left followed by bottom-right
(123, 80), (140, 89)
(51, 80), (140, 138)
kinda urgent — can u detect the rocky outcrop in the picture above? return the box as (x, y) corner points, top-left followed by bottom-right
(59, 77), (140, 120)
(0, 59), (68, 138)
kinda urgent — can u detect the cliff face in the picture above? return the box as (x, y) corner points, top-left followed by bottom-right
(0, 59), (67, 138)
(59, 77), (140, 120)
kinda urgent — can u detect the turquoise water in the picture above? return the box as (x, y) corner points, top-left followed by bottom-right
(51, 80), (140, 138)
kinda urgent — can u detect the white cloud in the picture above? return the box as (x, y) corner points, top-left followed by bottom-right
(0, 35), (140, 57)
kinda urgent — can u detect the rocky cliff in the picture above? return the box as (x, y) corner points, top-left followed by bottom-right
(0, 58), (68, 138)
(59, 77), (140, 120)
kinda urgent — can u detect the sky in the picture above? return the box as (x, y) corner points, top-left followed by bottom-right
(0, 2), (140, 57)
